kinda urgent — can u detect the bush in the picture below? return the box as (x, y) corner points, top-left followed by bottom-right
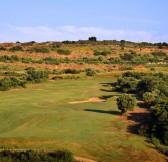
(122, 72), (147, 79)
(0, 76), (26, 91)
(93, 50), (111, 56)
(0, 149), (75, 162)
(85, 68), (97, 76)
(62, 69), (80, 74)
(151, 51), (167, 57)
(143, 92), (156, 106)
(0, 46), (6, 51)
(157, 146), (168, 156)
(116, 94), (137, 115)
(52, 74), (82, 80)
(52, 42), (61, 49)
(29, 47), (50, 53)
(138, 125), (149, 136)
(9, 46), (23, 52)
(43, 57), (60, 65)
(0, 55), (20, 63)
(150, 101), (168, 145)
(10, 77), (27, 88)
(120, 53), (134, 61)
(26, 69), (49, 83)
(151, 137), (161, 147)
(49, 150), (75, 162)
(57, 49), (71, 55)
(0, 77), (12, 91)
(116, 77), (138, 93)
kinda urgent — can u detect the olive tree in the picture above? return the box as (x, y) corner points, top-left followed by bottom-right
(143, 92), (156, 106)
(150, 101), (168, 145)
(116, 94), (137, 115)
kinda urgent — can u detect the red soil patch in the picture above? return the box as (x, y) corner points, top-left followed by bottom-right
(134, 65), (147, 70)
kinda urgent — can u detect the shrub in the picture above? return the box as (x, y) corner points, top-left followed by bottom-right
(0, 77), (12, 91)
(0, 46), (6, 51)
(150, 101), (168, 144)
(52, 74), (81, 80)
(116, 77), (138, 93)
(9, 46), (23, 52)
(143, 92), (156, 106)
(120, 53), (134, 61)
(0, 149), (75, 162)
(52, 42), (61, 49)
(0, 76), (27, 91)
(11, 55), (20, 61)
(29, 47), (50, 53)
(151, 51), (167, 57)
(49, 150), (75, 162)
(138, 125), (149, 136)
(62, 69), (80, 74)
(129, 50), (137, 56)
(85, 68), (97, 76)
(116, 94), (137, 115)
(93, 50), (111, 56)
(10, 77), (27, 88)
(151, 137), (161, 147)
(22, 41), (36, 46)
(26, 68), (49, 83)
(122, 72), (147, 79)
(0, 55), (20, 63)
(81, 57), (100, 65)
(43, 57), (60, 65)
(0, 55), (11, 62)
(57, 49), (71, 55)
(136, 77), (159, 96)
(157, 145), (168, 156)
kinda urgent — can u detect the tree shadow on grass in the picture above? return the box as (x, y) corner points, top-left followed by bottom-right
(100, 89), (113, 92)
(99, 82), (117, 92)
(84, 109), (121, 115)
(127, 111), (150, 134)
(99, 94), (121, 100)
(100, 82), (117, 87)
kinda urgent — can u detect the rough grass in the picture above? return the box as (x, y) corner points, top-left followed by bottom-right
(0, 79), (167, 161)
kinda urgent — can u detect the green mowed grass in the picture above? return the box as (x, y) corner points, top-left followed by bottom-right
(0, 79), (166, 161)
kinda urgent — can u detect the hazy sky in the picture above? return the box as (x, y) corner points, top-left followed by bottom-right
(0, 0), (167, 42)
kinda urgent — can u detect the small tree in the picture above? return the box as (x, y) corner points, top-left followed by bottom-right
(85, 68), (96, 76)
(143, 92), (156, 106)
(88, 37), (97, 41)
(0, 77), (12, 91)
(150, 101), (168, 144)
(116, 94), (137, 115)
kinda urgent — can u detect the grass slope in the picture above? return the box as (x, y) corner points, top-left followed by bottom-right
(0, 79), (166, 161)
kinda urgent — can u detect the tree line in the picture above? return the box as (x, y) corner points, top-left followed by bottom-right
(115, 72), (168, 155)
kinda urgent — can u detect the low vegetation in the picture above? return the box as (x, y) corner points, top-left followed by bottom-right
(0, 150), (76, 162)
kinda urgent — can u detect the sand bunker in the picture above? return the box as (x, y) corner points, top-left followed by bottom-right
(69, 97), (105, 104)
(75, 156), (97, 162)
